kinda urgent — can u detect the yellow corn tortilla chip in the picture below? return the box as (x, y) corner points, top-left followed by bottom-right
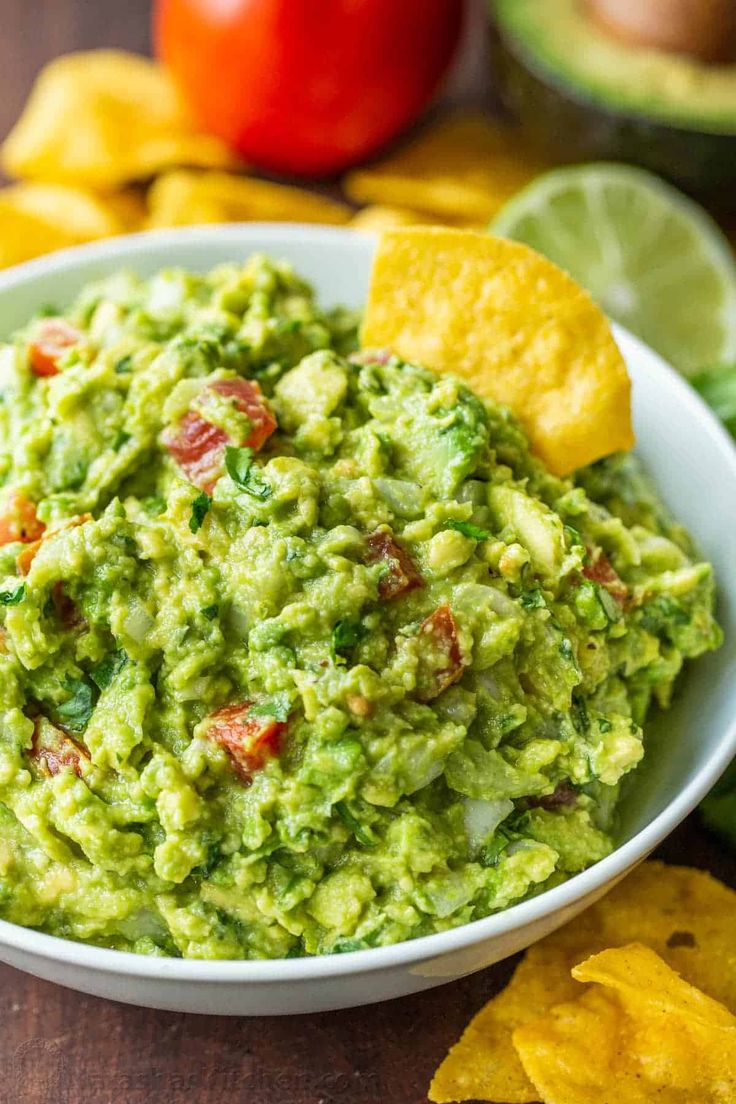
(362, 227), (633, 475)
(350, 205), (483, 233)
(147, 170), (350, 228)
(0, 183), (128, 268)
(2, 51), (237, 188)
(344, 113), (548, 221)
(99, 189), (147, 232)
(429, 862), (736, 1103)
(514, 944), (736, 1104)
(350, 205), (440, 232)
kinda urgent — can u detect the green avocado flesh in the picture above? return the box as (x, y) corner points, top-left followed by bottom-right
(494, 0), (736, 134)
(0, 256), (721, 959)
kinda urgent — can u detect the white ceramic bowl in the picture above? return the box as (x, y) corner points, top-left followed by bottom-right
(0, 225), (734, 1015)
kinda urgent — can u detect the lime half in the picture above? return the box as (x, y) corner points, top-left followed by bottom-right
(491, 163), (736, 376)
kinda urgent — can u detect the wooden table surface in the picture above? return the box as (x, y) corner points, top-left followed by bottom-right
(0, 4), (734, 1103)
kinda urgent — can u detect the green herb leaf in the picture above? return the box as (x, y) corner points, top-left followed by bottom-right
(54, 678), (97, 732)
(335, 801), (378, 847)
(563, 524), (584, 548)
(520, 588), (546, 609)
(90, 649), (127, 691)
(443, 519), (490, 541)
(598, 717), (613, 733)
(249, 692), (291, 723)
(331, 618), (367, 662)
(112, 429), (131, 451)
(224, 446), (272, 500)
(571, 692), (589, 735)
(480, 827), (512, 867)
(201, 604), (219, 621)
(114, 355), (133, 375)
(0, 584), (26, 606)
(189, 492), (211, 533)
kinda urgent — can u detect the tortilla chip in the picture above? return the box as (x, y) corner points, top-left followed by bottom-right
(344, 113), (548, 221)
(350, 205), (439, 232)
(99, 189), (147, 232)
(147, 170), (351, 228)
(350, 206), (483, 233)
(429, 862), (736, 1102)
(362, 227), (633, 475)
(514, 944), (736, 1104)
(0, 183), (129, 268)
(2, 51), (237, 188)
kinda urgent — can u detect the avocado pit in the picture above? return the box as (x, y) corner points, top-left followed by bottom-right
(586, 0), (736, 64)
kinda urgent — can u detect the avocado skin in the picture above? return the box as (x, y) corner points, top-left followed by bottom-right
(492, 34), (736, 213)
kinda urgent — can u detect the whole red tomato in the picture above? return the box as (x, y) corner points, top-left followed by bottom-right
(154, 0), (463, 177)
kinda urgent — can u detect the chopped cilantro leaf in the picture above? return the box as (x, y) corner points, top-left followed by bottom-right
(112, 430), (131, 451)
(480, 827), (512, 867)
(520, 588), (546, 609)
(114, 355), (133, 375)
(224, 446), (272, 500)
(249, 693), (291, 723)
(90, 649), (127, 691)
(201, 604), (219, 621)
(335, 801), (377, 847)
(0, 584), (26, 606)
(331, 618), (366, 662)
(54, 678), (97, 732)
(189, 492), (211, 533)
(443, 519), (491, 541)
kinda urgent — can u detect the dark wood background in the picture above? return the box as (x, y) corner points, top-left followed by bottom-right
(0, 4), (734, 1103)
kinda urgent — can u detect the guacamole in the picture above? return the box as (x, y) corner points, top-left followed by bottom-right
(0, 256), (721, 959)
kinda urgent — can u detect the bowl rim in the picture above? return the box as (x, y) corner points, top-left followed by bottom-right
(0, 223), (734, 984)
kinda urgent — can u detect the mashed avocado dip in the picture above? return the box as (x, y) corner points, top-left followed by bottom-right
(0, 256), (721, 959)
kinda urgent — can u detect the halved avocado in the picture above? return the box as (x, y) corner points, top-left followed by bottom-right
(490, 0), (736, 210)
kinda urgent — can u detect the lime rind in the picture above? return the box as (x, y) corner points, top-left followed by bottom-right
(491, 163), (736, 376)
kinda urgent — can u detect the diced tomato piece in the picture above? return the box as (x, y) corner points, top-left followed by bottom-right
(51, 582), (84, 629)
(583, 549), (628, 606)
(526, 780), (577, 811)
(416, 603), (465, 702)
(30, 719), (89, 778)
(16, 513), (92, 576)
(0, 492), (45, 546)
(366, 530), (423, 600)
(209, 379), (277, 453)
(163, 410), (229, 493)
(28, 319), (83, 378)
(163, 378), (277, 492)
(205, 702), (286, 782)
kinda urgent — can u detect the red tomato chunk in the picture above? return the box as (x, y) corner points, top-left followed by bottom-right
(0, 492), (45, 545)
(205, 702), (286, 782)
(583, 549), (628, 606)
(29, 318), (83, 378)
(163, 378), (277, 492)
(416, 603), (465, 702)
(16, 513), (92, 576)
(30, 720), (89, 778)
(366, 530), (423, 600)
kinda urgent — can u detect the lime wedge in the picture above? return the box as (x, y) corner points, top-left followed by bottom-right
(491, 163), (736, 376)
